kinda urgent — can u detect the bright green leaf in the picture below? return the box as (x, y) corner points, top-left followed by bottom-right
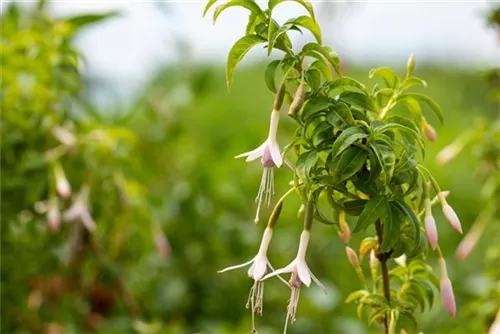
(264, 60), (281, 93)
(398, 93), (444, 124)
(353, 196), (388, 232)
(203, 0), (218, 17)
(268, 0), (316, 21)
(226, 35), (266, 91)
(213, 0), (264, 24)
(369, 67), (398, 88)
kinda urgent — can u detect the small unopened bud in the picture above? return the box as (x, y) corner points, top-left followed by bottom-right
(345, 246), (359, 268)
(267, 201), (283, 229)
(436, 142), (463, 165)
(422, 120), (437, 142)
(287, 79), (305, 117)
(406, 53), (415, 77)
(338, 211), (351, 243)
(394, 254), (407, 267)
(424, 215), (438, 250)
(441, 202), (463, 234)
(369, 250), (378, 268)
(47, 197), (60, 232)
(440, 278), (457, 318)
(273, 82), (286, 111)
(53, 162), (71, 199)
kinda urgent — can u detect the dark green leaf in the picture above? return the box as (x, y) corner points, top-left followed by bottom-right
(391, 200), (421, 252)
(226, 35), (266, 91)
(301, 96), (331, 121)
(331, 127), (368, 158)
(381, 203), (403, 252)
(296, 150), (317, 181)
(343, 199), (368, 216)
(331, 147), (368, 182)
(371, 143), (395, 183)
(326, 102), (355, 129)
(353, 196), (388, 232)
(265, 60), (281, 93)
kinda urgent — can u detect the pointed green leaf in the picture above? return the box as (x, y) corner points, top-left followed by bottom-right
(369, 67), (398, 88)
(301, 96), (331, 121)
(226, 35), (266, 91)
(398, 93), (444, 124)
(327, 77), (368, 94)
(381, 203), (403, 252)
(391, 200), (421, 252)
(214, 0), (264, 24)
(331, 147), (368, 182)
(331, 127), (369, 158)
(309, 59), (332, 80)
(326, 102), (355, 129)
(339, 91), (376, 112)
(343, 199), (368, 216)
(345, 290), (369, 303)
(371, 143), (395, 183)
(403, 77), (427, 90)
(203, 0), (218, 17)
(264, 60), (281, 93)
(353, 196), (388, 232)
(301, 43), (341, 76)
(296, 150), (317, 181)
(268, 0), (316, 20)
(292, 15), (322, 43)
(65, 12), (119, 31)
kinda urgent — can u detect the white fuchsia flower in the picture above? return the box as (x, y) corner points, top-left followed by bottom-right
(262, 230), (327, 332)
(235, 111), (284, 223)
(218, 227), (284, 331)
(63, 185), (96, 232)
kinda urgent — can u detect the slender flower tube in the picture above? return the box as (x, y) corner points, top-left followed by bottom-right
(63, 185), (96, 232)
(438, 254), (457, 318)
(235, 110), (283, 223)
(262, 230), (327, 331)
(438, 193), (463, 234)
(436, 140), (465, 165)
(47, 196), (60, 232)
(53, 162), (71, 199)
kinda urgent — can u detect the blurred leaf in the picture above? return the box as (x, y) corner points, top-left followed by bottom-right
(65, 12), (119, 32)
(381, 202), (402, 252)
(398, 93), (444, 124)
(391, 200), (421, 252)
(339, 91), (376, 112)
(301, 43), (341, 76)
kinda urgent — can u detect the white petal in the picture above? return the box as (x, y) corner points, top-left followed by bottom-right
(267, 261), (290, 287)
(297, 260), (311, 287)
(284, 158), (295, 171)
(62, 204), (81, 221)
(235, 141), (267, 161)
(247, 261), (256, 277)
(252, 257), (268, 281)
(261, 260), (296, 281)
(81, 211), (96, 232)
(309, 270), (328, 295)
(218, 258), (254, 273)
(269, 140), (283, 167)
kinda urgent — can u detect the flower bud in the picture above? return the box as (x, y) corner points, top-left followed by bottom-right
(394, 254), (407, 267)
(436, 142), (463, 165)
(455, 218), (485, 260)
(267, 201), (283, 229)
(345, 246), (359, 268)
(287, 79), (305, 117)
(424, 215), (438, 250)
(273, 82), (286, 111)
(440, 278), (457, 318)
(338, 211), (351, 243)
(47, 197), (60, 232)
(369, 250), (379, 268)
(422, 120), (437, 142)
(442, 203), (463, 234)
(406, 53), (415, 77)
(53, 162), (71, 199)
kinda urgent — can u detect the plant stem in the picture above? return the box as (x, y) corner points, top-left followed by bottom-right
(375, 220), (391, 334)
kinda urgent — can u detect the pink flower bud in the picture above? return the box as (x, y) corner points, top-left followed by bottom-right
(53, 163), (71, 199)
(442, 204), (463, 234)
(369, 250), (378, 268)
(345, 246), (359, 268)
(440, 278), (457, 318)
(47, 198), (60, 232)
(423, 122), (437, 142)
(436, 143), (462, 165)
(424, 215), (438, 250)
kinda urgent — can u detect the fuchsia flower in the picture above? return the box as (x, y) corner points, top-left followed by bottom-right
(438, 256), (457, 318)
(63, 185), (96, 232)
(262, 230), (327, 331)
(218, 227), (284, 330)
(235, 111), (283, 223)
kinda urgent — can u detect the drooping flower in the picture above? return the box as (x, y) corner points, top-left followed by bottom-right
(262, 230), (327, 331)
(438, 256), (457, 318)
(436, 141), (464, 165)
(338, 211), (351, 243)
(422, 118), (437, 142)
(63, 185), (96, 232)
(235, 110), (283, 223)
(437, 193), (462, 234)
(456, 217), (486, 260)
(53, 162), (71, 199)
(218, 227), (283, 331)
(345, 246), (359, 268)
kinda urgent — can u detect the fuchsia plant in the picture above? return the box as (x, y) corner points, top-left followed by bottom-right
(205, 1), (462, 333)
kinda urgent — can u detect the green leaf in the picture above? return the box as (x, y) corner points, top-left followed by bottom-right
(301, 96), (331, 121)
(265, 60), (281, 93)
(398, 93), (444, 124)
(403, 77), (428, 90)
(226, 35), (266, 91)
(345, 290), (369, 303)
(326, 102), (355, 129)
(292, 16), (322, 43)
(331, 147), (367, 182)
(65, 12), (119, 31)
(384, 115), (419, 133)
(381, 203), (403, 252)
(353, 196), (388, 232)
(296, 150), (317, 181)
(339, 91), (376, 112)
(268, 0), (316, 21)
(369, 67), (398, 88)
(301, 43), (341, 76)
(309, 59), (332, 80)
(203, 0), (218, 17)
(391, 200), (421, 252)
(245, 11), (261, 35)
(370, 143), (395, 183)
(343, 199), (368, 216)
(306, 68), (322, 91)
(327, 77), (368, 94)
(214, 0), (264, 24)
(331, 127), (369, 158)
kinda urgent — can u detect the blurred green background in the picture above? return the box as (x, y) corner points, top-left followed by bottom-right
(1, 2), (499, 334)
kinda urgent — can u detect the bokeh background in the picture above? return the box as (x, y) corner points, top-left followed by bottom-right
(1, 1), (499, 334)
